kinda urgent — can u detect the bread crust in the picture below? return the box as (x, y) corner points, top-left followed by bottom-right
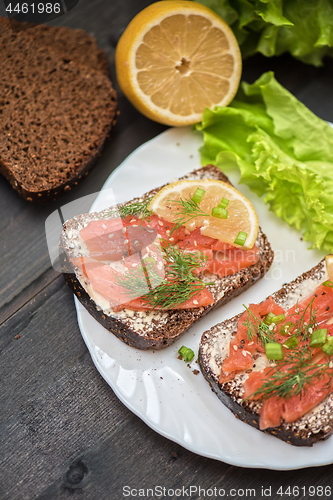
(61, 165), (274, 350)
(198, 259), (333, 446)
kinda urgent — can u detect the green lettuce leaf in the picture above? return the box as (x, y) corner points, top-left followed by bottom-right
(195, 72), (333, 251)
(194, 0), (333, 66)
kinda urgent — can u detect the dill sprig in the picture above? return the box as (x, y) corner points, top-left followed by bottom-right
(162, 241), (207, 281)
(142, 279), (208, 310)
(115, 241), (213, 311)
(242, 306), (276, 346)
(287, 298), (318, 345)
(114, 263), (163, 299)
(248, 358), (332, 401)
(169, 196), (209, 235)
(102, 196), (153, 222)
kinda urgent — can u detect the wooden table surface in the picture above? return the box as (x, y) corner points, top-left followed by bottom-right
(1, 1), (333, 499)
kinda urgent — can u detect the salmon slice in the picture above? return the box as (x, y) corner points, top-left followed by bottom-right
(71, 256), (136, 306)
(282, 375), (332, 423)
(243, 364), (333, 429)
(204, 252), (259, 277)
(285, 283), (333, 325)
(80, 218), (158, 261)
(243, 368), (270, 399)
(80, 218), (124, 241)
(220, 297), (285, 379)
(177, 228), (217, 249)
(147, 214), (186, 243)
(259, 397), (284, 430)
(220, 347), (253, 380)
(179, 231), (260, 277)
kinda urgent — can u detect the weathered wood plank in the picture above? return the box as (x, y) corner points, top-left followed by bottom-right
(0, 277), (89, 422)
(0, 352), (133, 500)
(0, 267), (59, 326)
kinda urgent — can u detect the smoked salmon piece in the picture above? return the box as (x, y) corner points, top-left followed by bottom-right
(79, 218), (158, 261)
(224, 282), (333, 429)
(76, 213), (259, 312)
(220, 297), (285, 379)
(71, 256), (135, 306)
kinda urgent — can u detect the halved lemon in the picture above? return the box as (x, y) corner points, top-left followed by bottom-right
(115, 0), (242, 126)
(148, 179), (259, 249)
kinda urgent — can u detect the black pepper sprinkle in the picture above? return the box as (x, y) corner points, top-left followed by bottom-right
(326, 306), (330, 311)
(315, 294), (318, 297)
(323, 292), (327, 295)
(240, 339), (245, 344)
(238, 345), (244, 349)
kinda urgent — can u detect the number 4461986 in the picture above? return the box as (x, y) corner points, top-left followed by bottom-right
(277, 485), (331, 497)
(6, 3), (61, 14)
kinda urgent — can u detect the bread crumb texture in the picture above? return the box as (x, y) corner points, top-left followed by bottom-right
(0, 19), (117, 199)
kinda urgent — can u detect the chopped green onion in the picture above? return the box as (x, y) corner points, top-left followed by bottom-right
(279, 321), (294, 336)
(264, 312), (276, 325)
(283, 337), (299, 349)
(265, 342), (284, 360)
(218, 197), (229, 209)
(234, 231), (247, 246)
(143, 257), (156, 265)
(192, 188), (205, 204)
(178, 346), (195, 362)
(212, 207), (228, 219)
(138, 257), (156, 270)
(323, 280), (333, 287)
(322, 342), (333, 357)
(264, 312), (286, 326)
(309, 329), (328, 348)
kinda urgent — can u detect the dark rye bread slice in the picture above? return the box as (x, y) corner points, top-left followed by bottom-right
(4, 18), (109, 76)
(0, 20), (117, 202)
(60, 165), (274, 350)
(199, 259), (333, 446)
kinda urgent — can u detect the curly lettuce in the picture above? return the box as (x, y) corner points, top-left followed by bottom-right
(194, 0), (333, 66)
(195, 72), (333, 251)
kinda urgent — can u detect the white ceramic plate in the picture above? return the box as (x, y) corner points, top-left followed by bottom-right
(75, 126), (331, 470)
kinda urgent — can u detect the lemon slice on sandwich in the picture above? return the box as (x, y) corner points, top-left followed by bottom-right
(148, 179), (259, 249)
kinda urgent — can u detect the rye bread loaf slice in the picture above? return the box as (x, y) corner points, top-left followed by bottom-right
(60, 165), (274, 350)
(4, 18), (109, 76)
(199, 259), (333, 446)
(0, 20), (117, 202)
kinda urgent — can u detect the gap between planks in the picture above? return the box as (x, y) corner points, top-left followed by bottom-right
(0, 266), (61, 326)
